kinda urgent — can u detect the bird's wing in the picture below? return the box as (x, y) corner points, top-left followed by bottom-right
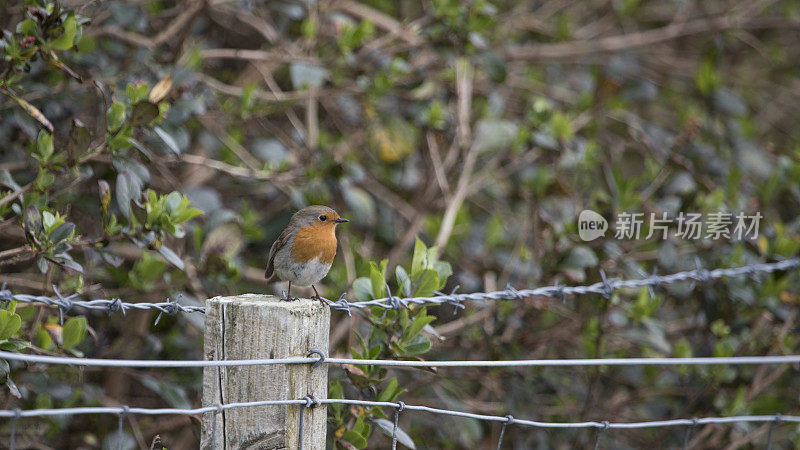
(264, 227), (293, 280)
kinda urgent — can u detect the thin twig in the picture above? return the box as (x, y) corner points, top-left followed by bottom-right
(0, 182), (32, 208)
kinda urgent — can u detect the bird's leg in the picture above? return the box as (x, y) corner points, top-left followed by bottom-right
(310, 285), (327, 305)
(284, 281), (298, 301)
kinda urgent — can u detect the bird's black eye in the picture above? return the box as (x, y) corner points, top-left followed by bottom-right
(319, 215), (327, 221)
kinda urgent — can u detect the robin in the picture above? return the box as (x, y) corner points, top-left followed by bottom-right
(264, 205), (348, 302)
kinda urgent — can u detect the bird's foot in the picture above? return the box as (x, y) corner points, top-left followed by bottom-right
(310, 294), (328, 306)
(281, 290), (299, 302)
(310, 285), (328, 306)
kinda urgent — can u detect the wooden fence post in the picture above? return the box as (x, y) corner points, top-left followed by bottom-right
(200, 294), (330, 449)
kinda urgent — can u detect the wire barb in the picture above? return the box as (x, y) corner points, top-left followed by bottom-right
(155, 296), (181, 325)
(52, 285), (73, 325)
(330, 292), (352, 316)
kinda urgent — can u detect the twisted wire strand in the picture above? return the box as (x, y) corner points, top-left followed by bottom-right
(1, 258), (797, 316)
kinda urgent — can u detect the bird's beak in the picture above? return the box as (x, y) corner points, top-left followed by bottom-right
(334, 218), (349, 223)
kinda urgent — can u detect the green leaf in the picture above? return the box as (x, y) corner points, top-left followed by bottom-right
(130, 101), (159, 126)
(61, 316), (87, 349)
(403, 334), (432, 355)
(0, 169), (21, 191)
(165, 191), (182, 213)
(410, 237), (427, 278)
(115, 171), (141, 220)
(126, 83), (150, 104)
(49, 222), (74, 244)
(376, 378), (399, 402)
(6, 378), (20, 399)
(17, 18), (37, 36)
(0, 340), (30, 352)
(157, 245), (184, 271)
(353, 277), (373, 301)
(107, 101), (127, 131)
(112, 155), (151, 186)
(412, 269), (439, 297)
(51, 14), (77, 50)
(402, 310), (436, 345)
(696, 59), (720, 96)
(107, 127), (133, 150)
(0, 310), (22, 340)
(329, 380), (344, 399)
(24, 205), (43, 239)
(42, 211), (58, 232)
(395, 265), (412, 296)
(154, 126), (181, 154)
(342, 430), (368, 449)
(369, 261), (386, 298)
(36, 257), (49, 273)
(37, 130), (54, 161)
(432, 261), (452, 288)
(67, 119), (91, 158)
(172, 197), (203, 223)
(352, 415), (370, 437)
(34, 169), (55, 190)
(138, 375), (191, 409)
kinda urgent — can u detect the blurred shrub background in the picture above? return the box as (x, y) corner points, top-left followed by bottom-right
(1, 0), (799, 448)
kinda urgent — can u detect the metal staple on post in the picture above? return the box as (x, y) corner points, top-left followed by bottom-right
(681, 417), (698, 450)
(391, 401), (405, 450)
(592, 421), (609, 450)
(495, 415), (514, 450)
(307, 349), (326, 369)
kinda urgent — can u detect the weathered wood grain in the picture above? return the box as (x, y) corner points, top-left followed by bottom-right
(201, 294), (329, 449)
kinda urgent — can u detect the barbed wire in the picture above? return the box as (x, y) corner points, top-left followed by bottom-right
(0, 284), (204, 325)
(2, 258), (798, 447)
(0, 398), (796, 449)
(337, 257), (800, 313)
(3, 348), (800, 369)
(1, 258), (798, 319)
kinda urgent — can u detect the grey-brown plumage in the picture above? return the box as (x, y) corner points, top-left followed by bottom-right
(264, 205), (348, 301)
(264, 225), (293, 281)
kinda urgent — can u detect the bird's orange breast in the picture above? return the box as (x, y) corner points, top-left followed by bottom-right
(290, 223), (338, 265)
